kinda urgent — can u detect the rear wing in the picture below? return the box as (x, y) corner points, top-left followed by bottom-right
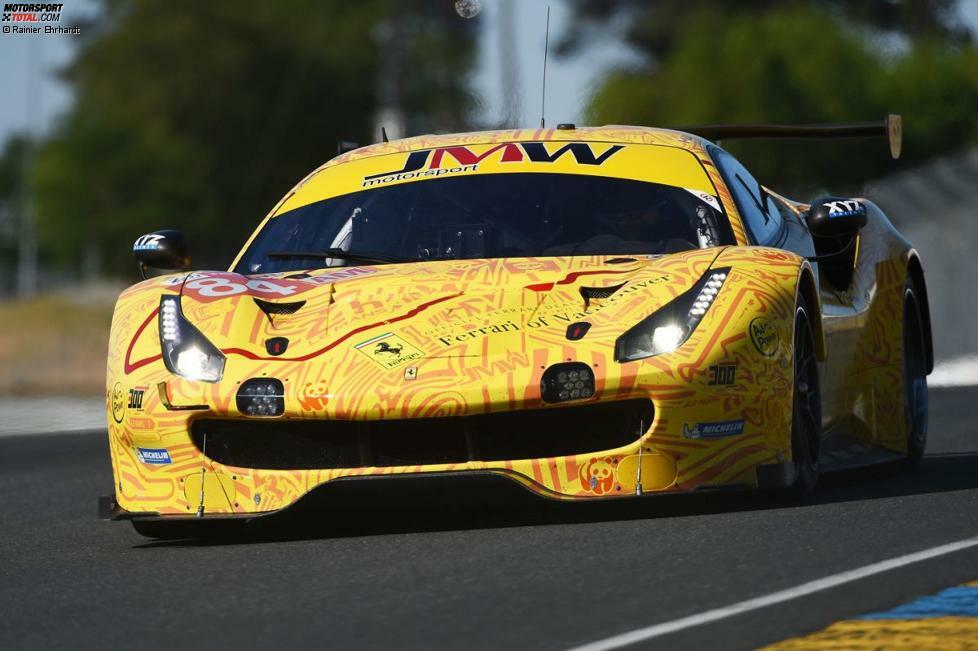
(676, 114), (902, 159)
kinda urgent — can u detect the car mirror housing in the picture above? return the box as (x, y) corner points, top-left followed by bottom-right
(133, 229), (190, 277)
(805, 197), (867, 238)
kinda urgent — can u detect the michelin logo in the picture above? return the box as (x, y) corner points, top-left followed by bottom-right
(136, 447), (172, 465)
(682, 419), (745, 439)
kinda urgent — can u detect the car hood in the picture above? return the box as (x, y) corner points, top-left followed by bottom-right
(125, 250), (724, 378)
(197, 251), (722, 359)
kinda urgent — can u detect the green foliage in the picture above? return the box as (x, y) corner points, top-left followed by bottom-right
(0, 136), (32, 202)
(0, 137), (33, 268)
(560, 0), (972, 58)
(581, 4), (978, 197)
(33, 0), (477, 274)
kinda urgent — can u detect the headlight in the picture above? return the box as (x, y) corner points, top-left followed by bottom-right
(159, 295), (226, 382)
(541, 362), (596, 403)
(236, 378), (285, 416)
(615, 267), (730, 362)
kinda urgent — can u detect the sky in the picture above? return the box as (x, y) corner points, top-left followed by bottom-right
(0, 0), (632, 143)
(0, 0), (99, 143)
(470, 0), (639, 128)
(1, 0), (978, 144)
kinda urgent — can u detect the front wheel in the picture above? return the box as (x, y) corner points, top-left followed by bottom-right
(790, 297), (822, 495)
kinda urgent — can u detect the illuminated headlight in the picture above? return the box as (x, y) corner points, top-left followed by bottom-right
(651, 324), (685, 353)
(236, 378), (285, 417)
(159, 295), (226, 383)
(176, 348), (216, 379)
(541, 362), (595, 403)
(615, 268), (730, 362)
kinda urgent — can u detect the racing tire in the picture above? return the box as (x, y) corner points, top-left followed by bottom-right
(902, 277), (929, 470)
(790, 295), (822, 495)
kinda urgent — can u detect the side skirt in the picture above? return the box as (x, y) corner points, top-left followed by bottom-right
(819, 431), (903, 472)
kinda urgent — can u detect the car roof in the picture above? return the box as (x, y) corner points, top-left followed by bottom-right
(325, 125), (713, 168)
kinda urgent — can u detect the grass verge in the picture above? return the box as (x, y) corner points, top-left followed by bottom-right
(0, 286), (120, 396)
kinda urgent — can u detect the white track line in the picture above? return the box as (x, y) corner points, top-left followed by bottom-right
(566, 535), (978, 651)
(0, 397), (105, 438)
(929, 355), (978, 387)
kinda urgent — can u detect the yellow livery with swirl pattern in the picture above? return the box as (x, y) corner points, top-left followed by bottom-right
(102, 125), (931, 537)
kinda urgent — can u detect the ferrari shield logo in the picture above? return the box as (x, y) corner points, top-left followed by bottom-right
(354, 332), (424, 370)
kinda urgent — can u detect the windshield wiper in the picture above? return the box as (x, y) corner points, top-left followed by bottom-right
(267, 249), (409, 265)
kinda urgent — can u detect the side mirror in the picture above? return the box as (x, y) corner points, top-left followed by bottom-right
(133, 229), (190, 278)
(805, 197), (867, 238)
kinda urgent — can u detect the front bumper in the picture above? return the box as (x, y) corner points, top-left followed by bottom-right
(100, 468), (559, 523)
(100, 458), (798, 538)
(106, 385), (788, 520)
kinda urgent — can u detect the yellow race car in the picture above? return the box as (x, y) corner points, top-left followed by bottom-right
(100, 117), (932, 538)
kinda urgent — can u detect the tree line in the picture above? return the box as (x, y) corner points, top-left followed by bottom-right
(1, 0), (976, 280)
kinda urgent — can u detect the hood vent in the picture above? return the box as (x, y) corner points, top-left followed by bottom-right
(580, 282), (626, 309)
(254, 297), (306, 321)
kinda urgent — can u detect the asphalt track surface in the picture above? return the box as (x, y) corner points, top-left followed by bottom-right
(2, 386), (977, 650)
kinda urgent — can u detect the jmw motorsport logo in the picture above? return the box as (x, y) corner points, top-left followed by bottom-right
(362, 142), (624, 187)
(2, 3), (63, 21)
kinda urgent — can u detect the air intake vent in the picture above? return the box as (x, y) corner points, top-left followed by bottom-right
(580, 282), (626, 308)
(254, 297), (306, 317)
(190, 399), (653, 470)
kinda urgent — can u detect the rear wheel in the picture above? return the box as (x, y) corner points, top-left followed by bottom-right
(790, 297), (821, 494)
(903, 279), (928, 469)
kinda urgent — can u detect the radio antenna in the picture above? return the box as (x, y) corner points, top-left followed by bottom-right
(196, 433), (207, 518)
(540, 5), (550, 128)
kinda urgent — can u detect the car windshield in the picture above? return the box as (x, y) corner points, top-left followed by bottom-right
(235, 173), (735, 274)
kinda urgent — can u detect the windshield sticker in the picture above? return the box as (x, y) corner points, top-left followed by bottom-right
(684, 188), (721, 212)
(276, 141), (719, 214)
(363, 142), (625, 188)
